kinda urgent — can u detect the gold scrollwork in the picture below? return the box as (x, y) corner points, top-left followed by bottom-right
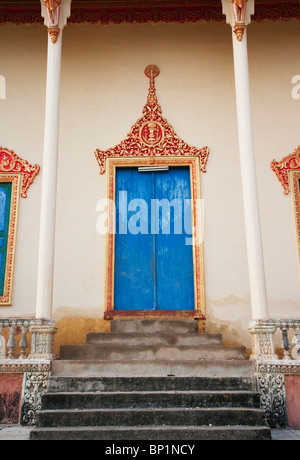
(95, 66), (209, 175)
(291, 171), (300, 263)
(0, 147), (40, 198)
(104, 157), (205, 320)
(271, 145), (300, 195)
(0, 174), (20, 305)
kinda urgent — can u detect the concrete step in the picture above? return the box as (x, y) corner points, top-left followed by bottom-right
(41, 390), (261, 410)
(110, 319), (198, 334)
(31, 320), (271, 441)
(31, 372), (271, 441)
(30, 425), (272, 441)
(37, 407), (266, 428)
(52, 359), (255, 378)
(86, 332), (223, 347)
(47, 376), (258, 393)
(60, 343), (246, 361)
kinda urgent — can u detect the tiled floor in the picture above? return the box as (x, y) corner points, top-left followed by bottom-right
(271, 429), (300, 440)
(0, 426), (32, 440)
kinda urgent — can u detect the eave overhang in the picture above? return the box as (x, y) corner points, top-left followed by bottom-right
(0, 0), (299, 25)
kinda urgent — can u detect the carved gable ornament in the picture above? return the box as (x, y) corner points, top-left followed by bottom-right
(0, 147), (40, 198)
(271, 145), (300, 195)
(94, 65), (209, 174)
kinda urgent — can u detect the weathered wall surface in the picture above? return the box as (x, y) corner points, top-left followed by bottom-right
(0, 373), (23, 424)
(0, 19), (299, 351)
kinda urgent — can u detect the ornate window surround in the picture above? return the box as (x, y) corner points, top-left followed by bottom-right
(271, 145), (300, 262)
(95, 65), (209, 321)
(291, 170), (300, 262)
(0, 174), (20, 305)
(0, 147), (40, 305)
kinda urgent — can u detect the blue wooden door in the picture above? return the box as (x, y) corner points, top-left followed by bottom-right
(0, 183), (12, 297)
(114, 167), (194, 311)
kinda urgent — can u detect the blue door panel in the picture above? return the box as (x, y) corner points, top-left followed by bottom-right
(155, 168), (194, 310)
(114, 167), (194, 311)
(115, 168), (155, 310)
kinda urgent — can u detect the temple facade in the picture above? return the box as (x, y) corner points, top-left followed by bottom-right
(0, 0), (299, 436)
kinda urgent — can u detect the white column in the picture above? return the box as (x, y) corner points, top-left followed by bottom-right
(222, 0), (269, 320)
(36, 0), (71, 319)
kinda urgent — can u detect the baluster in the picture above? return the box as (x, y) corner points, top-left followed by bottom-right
(0, 325), (6, 358)
(7, 324), (16, 359)
(280, 326), (292, 360)
(292, 326), (300, 360)
(19, 325), (29, 359)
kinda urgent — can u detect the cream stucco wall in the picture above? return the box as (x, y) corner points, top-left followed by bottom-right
(0, 18), (299, 349)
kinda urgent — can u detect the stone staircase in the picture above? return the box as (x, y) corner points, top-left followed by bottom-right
(30, 320), (271, 440)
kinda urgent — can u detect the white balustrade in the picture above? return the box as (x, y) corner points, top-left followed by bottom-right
(249, 319), (300, 362)
(0, 318), (57, 360)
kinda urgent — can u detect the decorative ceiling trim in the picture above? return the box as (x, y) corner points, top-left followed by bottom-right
(94, 65), (209, 175)
(0, 147), (40, 198)
(271, 145), (300, 195)
(0, 2), (299, 25)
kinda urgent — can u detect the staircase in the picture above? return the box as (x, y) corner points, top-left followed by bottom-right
(30, 320), (271, 440)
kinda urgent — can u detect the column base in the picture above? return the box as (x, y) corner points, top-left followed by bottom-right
(29, 324), (58, 361)
(248, 322), (279, 361)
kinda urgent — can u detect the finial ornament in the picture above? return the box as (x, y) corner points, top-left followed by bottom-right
(144, 65), (160, 84)
(43, 0), (62, 43)
(144, 65), (160, 108)
(231, 0), (248, 41)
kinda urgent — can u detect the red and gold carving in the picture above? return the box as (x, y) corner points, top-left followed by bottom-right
(95, 65), (209, 175)
(271, 146), (300, 195)
(272, 147), (300, 263)
(105, 156), (205, 320)
(0, 147), (40, 198)
(231, 0), (248, 41)
(0, 174), (19, 305)
(43, 0), (61, 43)
(291, 171), (300, 262)
(0, 150), (40, 304)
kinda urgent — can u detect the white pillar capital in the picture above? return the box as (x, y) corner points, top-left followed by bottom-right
(222, 0), (255, 41)
(41, 0), (72, 44)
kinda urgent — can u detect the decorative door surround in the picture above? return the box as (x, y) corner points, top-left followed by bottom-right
(95, 66), (209, 321)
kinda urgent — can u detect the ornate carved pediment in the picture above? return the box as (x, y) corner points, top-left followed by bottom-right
(95, 65), (209, 174)
(0, 147), (40, 198)
(271, 145), (300, 195)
